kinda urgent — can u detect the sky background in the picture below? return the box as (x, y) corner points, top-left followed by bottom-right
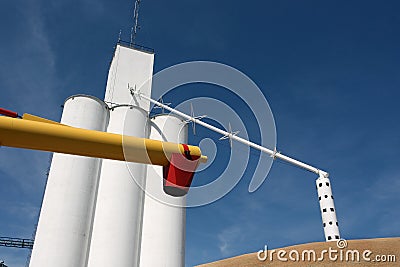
(1, 0), (400, 266)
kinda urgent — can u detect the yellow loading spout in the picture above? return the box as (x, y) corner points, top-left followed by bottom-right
(0, 115), (207, 166)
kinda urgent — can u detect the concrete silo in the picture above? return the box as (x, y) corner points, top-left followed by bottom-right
(140, 114), (188, 267)
(29, 95), (109, 267)
(87, 43), (154, 267)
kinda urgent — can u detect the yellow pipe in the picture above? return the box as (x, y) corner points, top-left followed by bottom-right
(0, 116), (207, 166)
(22, 113), (66, 125)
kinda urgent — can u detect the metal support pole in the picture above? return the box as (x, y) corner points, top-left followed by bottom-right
(131, 89), (328, 177)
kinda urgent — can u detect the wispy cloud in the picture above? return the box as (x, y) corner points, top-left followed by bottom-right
(0, 250), (30, 267)
(0, 0), (59, 117)
(337, 168), (400, 239)
(5, 202), (40, 222)
(0, 148), (50, 192)
(0, 0), (60, 192)
(368, 170), (400, 236)
(0, 3), (59, 261)
(217, 225), (243, 257)
(367, 171), (400, 201)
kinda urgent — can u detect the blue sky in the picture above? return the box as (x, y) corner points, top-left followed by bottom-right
(1, 0), (400, 266)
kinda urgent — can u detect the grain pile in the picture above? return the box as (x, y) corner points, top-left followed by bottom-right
(197, 237), (399, 267)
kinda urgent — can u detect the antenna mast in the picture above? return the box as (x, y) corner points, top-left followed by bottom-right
(130, 0), (141, 46)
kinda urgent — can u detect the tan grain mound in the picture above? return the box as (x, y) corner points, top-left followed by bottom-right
(197, 237), (399, 267)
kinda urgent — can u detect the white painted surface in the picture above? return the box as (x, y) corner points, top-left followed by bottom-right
(316, 176), (341, 241)
(140, 114), (188, 267)
(29, 95), (109, 267)
(105, 44), (154, 112)
(87, 44), (154, 267)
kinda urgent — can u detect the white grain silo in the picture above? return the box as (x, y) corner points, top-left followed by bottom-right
(87, 43), (154, 267)
(140, 114), (188, 267)
(29, 95), (109, 267)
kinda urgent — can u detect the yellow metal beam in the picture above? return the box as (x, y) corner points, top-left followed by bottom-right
(22, 113), (65, 125)
(0, 116), (207, 166)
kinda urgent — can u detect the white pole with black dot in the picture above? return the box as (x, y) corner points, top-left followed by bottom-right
(316, 175), (341, 241)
